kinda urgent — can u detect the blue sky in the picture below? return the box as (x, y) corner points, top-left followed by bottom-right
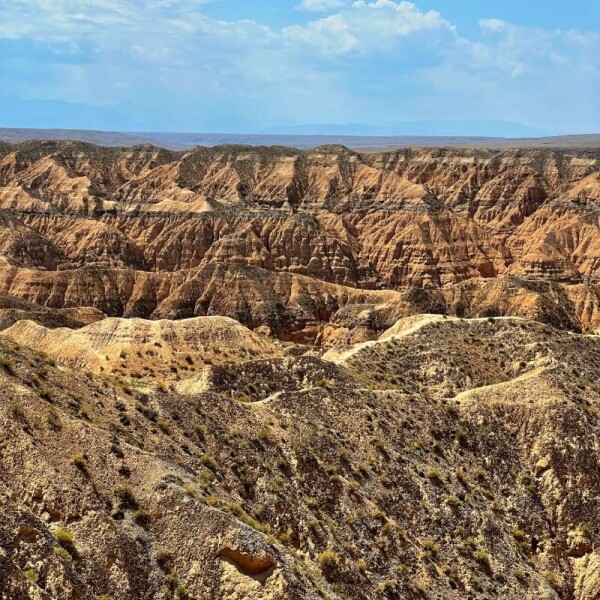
(0, 0), (598, 135)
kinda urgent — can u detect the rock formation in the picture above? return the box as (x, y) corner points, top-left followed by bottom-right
(0, 141), (599, 338)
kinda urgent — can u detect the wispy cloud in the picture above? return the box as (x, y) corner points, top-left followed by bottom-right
(297, 0), (346, 11)
(0, 0), (598, 133)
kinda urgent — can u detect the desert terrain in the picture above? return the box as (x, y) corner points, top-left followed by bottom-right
(0, 139), (600, 599)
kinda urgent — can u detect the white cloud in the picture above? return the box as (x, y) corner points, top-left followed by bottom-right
(298, 0), (346, 11)
(0, 0), (598, 132)
(286, 0), (452, 55)
(285, 15), (360, 55)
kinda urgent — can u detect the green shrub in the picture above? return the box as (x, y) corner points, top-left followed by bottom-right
(0, 356), (15, 374)
(455, 467), (467, 483)
(356, 559), (368, 572)
(420, 538), (440, 559)
(445, 495), (460, 509)
(53, 546), (73, 562)
(257, 426), (272, 442)
(193, 424), (206, 440)
(317, 549), (340, 569)
(53, 526), (74, 546)
(426, 467), (443, 483)
(156, 547), (173, 571)
(200, 454), (217, 471)
(473, 468), (487, 482)
(133, 509), (152, 527)
(472, 548), (491, 567)
(114, 484), (139, 509)
(8, 403), (26, 422)
(544, 571), (561, 589)
(23, 568), (39, 583)
(175, 584), (189, 599)
(72, 455), (88, 474)
(157, 420), (171, 435)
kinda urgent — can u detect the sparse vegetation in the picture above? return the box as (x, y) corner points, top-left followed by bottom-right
(0, 356), (15, 374)
(133, 509), (152, 527)
(317, 549), (340, 570)
(72, 454), (88, 474)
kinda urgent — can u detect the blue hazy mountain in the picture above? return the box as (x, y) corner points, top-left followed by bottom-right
(261, 121), (551, 138)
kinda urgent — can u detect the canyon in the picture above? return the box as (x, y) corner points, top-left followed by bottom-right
(1, 139), (600, 599)
(0, 141), (599, 339)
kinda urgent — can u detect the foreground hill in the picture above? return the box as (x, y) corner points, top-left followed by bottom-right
(2, 316), (281, 383)
(1, 314), (599, 599)
(0, 141), (599, 339)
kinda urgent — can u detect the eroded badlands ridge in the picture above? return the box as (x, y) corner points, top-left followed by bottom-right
(1, 315), (600, 599)
(1, 141), (600, 337)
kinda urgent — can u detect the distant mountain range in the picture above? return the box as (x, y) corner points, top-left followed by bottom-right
(260, 120), (550, 138)
(1, 127), (600, 151)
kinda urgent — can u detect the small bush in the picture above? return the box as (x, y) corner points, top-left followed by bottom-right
(53, 526), (74, 546)
(175, 584), (189, 599)
(72, 455), (88, 474)
(318, 549), (340, 569)
(8, 403), (26, 422)
(133, 509), (152, 528)
(23, 568), (39, 583)
(157, 420), (171, 435)
(356, 559), (368, 572)
(114, 484), (139, 509)
(200, 454), (217, 471)
(457, 429), (470, 447)
(455, 467), (467, 483)
(420, 538), (440, 558)
(156, 547), (173, 571)
(473, 468), (487, 482)
(426, 467), (443, 483)
(193, 423), (206, 440)
(472, 548), (491, 568)
(544, 571), (561, 589)
(445, 495), (460, 509)
(53, 546), (73, 562)
(0, 356), (15, 374)
(257, 426), (272, 442)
